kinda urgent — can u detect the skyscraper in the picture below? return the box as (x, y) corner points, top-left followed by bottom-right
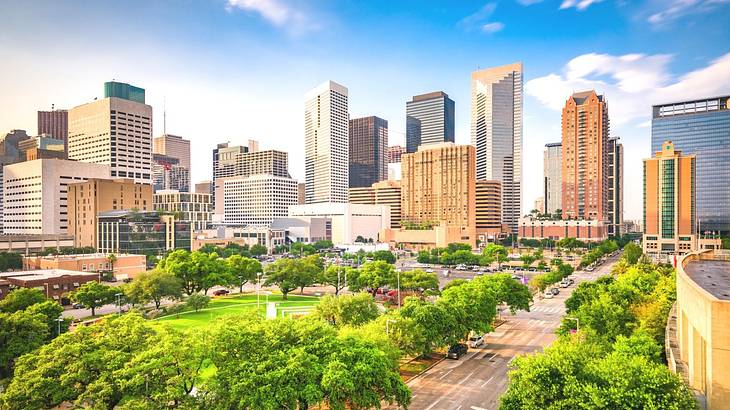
(543, 142), (562, 216)
(561, 90), (610, 222)
(154, 134), (191, 169)
(68, 81), (153, 184)
(304, 80), (349, 204)
(386, 145), (405, 163)
(607, 137), (624, 236)
(37, 109), (68, 146)
(470, 62), (523, 234)
(651, 96), (730, 233)
(643, 141), (696, 256)
(152, 154), (190, 192)
(406, 91), (455, 153)
(349, 116), (388, 188)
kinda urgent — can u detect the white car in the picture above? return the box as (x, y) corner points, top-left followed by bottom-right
(425, 268), (434, 273)
(543, 290), (554, 299)
(456, 264), (467, 270)
(468, 334), (485, 348)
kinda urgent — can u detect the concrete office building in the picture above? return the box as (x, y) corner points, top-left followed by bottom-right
(349, 116), (388, 188)
(195, 180), (213, 195)
(387, 145), (405, 163)
(476, 180), (503, 241)
(3, 159), (110, 235)
(0, 130), (33, 232)
(470, 63), (523, 234)
(534, 197), (545, 214)
(37, 108), (68, 146)
(68, 81), (152, 184)
(651, 96), (730, 234)
(0, 234), (75, 255)
(68, 178), (153, 248)
(215, 174), (298, 227)
(401, 143), (476, 228)
(213, 143), (289, 181)
(562, 90), (610, 222)
(643, 141), (697, 256)
(154, 189), (212, 231)
(23, 253), (147, 280)
(152, 153), (190, 192)
(97, 210), (190, 254)
(349, 180), (402, 228)
(519, 217), (607, 241)
(288, 203), (389, 245)
(153, 134), (190, 169)
(304, 80), (349, 203)
(18, 136), (66, 161)
(543, 142), (562, 215)
(669, 249), (730, 410)
(406, 91), (455, 153)
(607, 137), (624, 236)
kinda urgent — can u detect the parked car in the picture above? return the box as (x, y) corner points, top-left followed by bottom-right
(72, 302), (84, 309)
(425, 268), (434, 273)
(213, 289), (230, 296)
(543, 290), (554, 299)
(559, 281), (570, 288)
(550, 287), (560, 296)
(468, 334), (485, 348)
(447, 343), (468, 359)
(472, 266), (481, 272)
(456, 264), (467, 270)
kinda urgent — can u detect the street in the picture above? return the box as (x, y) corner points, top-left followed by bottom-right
(399, 253), (620, 410)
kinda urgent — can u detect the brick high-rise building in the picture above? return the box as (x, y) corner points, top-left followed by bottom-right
(561, 90), (610, 222)
(37, 109), (68, 146)
(349, 116), (388, 188)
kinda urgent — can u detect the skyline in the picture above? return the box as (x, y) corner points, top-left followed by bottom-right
(2, 0), (730, 220)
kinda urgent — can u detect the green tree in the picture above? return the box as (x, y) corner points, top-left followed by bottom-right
(249, 243), (267, 257)
(195, 252), (232, 295)
(227, 255), (262, 293)
(483, 243), (508, 269)
(0, 310), (48, 378)
(26, 300), (69, 339)
(124, 269), (183, 309)
(313, 293), (380, 327)
(0, 252), (22, 272)
(264, 258), (300, 300)
(106, 253), (118, 273)
(396, 297), (452, 356)
(296, 255), (323, 294)
(313, 240), (334, 250)
(158, 249), (200, 295)
(0, 288), (46, 313)
(70, 281), (116, 316)
(186, 294), (210, 312)
(319, 265), (358, 295)
(372, 250), (396, 264)
(622, 242), (643, 265)
(399, 269), (439, 295)
(353, 260), (395, 296)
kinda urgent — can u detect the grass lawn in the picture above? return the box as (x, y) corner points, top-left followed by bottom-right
(155, 293), (321, 331)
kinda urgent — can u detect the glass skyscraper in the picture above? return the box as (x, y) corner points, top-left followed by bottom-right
(651, 96), (730, 233)
(405, 91), (455, 153)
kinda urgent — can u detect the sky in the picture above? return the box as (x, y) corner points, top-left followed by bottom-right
(1, 0), (729, 220)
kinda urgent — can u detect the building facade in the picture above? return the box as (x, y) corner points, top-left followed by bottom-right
(518, 217), (607, 242)
(476, 180), (502, 241)
(0, 130), (33, 232)
(97, 211), (191, 254)
(304, 80), (349, 204)
(544, 142), (562, 216)
(386, 145), (405, 163)
(215, 174), (298, 227)
(406, 91), (455, 153)
(68, 178), (153, 248)
(470, 63), (523, 235)
(154, 189), (212, 231)
(195, 180), (213, 195)
(22, 253), (147, 279)
(3, 159), (110, 235)
(152, 153), (190, 192)
(562, 90), (610, 222)
(288, 203), (389, 245)
(349, 116), (388, 188)
(401, 143), (476, 229)
(0, 270), (98, 302)
(68, 82), (152, 184)
(643, 141), (697, 256)
(349, 180), (402, 228)
(607, 137), (624, 236)
(651, 96), (730, 234)
(37, 109), (68, 146)
(153, 134), (191, 169)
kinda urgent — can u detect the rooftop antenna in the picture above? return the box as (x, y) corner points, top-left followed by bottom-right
(51, 103), (55, 111)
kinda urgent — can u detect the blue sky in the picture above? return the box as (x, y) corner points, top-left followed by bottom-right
(1, 0), (729, 220)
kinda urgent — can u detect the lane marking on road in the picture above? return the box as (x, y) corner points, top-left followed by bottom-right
(480, 376), (494, 387)
(439, 369), (453, 380)
(486, 352), (497, 361)
(425, 398), (442, 410)
(471, 406), (488, 410)
(458, 370), (476, 385)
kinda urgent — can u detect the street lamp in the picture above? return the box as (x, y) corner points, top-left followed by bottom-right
(55, 317), (64, 336)
(115, 293), (123, 315)
(567, 317), (580, 333)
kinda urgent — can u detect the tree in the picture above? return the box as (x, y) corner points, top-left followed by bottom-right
(319, 265), (358, 295)
(0, 252), (22, 272)
(0, 310), (48, 378)
(124, 270), (183, 309)
(399, 269), (439, 295)
(313, 240), (334, 250)
(194, 251), (232, 295)
(26, 300), (69, 339)
(396, 297), (452, 356)
(106, 253), (118, 273)
(264, 258), (300, 300)
(70, 281), (116, 316)
(313, 293), (380, 327)
(0, 288), (46, 313)
(249, 244), (267, 257)
(372, 250), (396, 264)
(159, 249), (199, 295)
(186, 294), (210, 312)
(227, 255), (262, 293)
(353, 260), (395, 296)
(483, 243), (508, 269)
(296, 255), (323, 294)
(622, 242), (643, 265)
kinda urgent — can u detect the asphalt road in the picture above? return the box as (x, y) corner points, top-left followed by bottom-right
(398, 253), (620, 410)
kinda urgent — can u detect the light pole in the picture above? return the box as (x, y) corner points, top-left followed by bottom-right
(115, 293), (123, 315)
(567, 317), (579, 333)
(55, 317), (64, 336)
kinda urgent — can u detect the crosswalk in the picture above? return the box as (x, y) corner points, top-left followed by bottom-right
(528, 306), (565, 314)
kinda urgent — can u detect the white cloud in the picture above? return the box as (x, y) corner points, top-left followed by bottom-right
(560, 0), (605, 10)
(226, 0), (312, 33)
(525, 52), (730, 125)
(648, 0), (730, 24)
(482, 22), (505, 33)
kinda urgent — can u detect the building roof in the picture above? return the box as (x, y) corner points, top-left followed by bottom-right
(271, 218), (316, 229)
(411, 91), (449, 102)
(545, 142), (562, 148)
(0, 269), (99, 281)
(684, 258), (730, 300)
(571, 90), (604, 104)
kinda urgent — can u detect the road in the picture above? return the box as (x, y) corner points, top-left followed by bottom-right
(399, 253), (620, 410)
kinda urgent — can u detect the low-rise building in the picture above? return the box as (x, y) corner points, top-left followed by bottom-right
(380, 222), (476, 251)
(518, 217), (607, 241)
(193, 217), (331, 252)
(288, 203), (389, 245)
(0, 234), (74, 255)
(0, 269), (99, 302)
(670, 249), (730, 409)
(97, 210), (191, 255)
(22, 253), (146, 280)
(154, 190), (212, 231)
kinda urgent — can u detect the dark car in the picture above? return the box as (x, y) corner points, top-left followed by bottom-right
(213, 289), (230, 296)
(447, 343), (468, 360)
(72, 302), (84, 309)
(550, 287), (560, 296)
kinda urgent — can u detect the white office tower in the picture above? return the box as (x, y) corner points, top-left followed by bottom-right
(470, 62), (523, 234)
(304, 80), (349, 204)
(215, 175), (298, 226)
